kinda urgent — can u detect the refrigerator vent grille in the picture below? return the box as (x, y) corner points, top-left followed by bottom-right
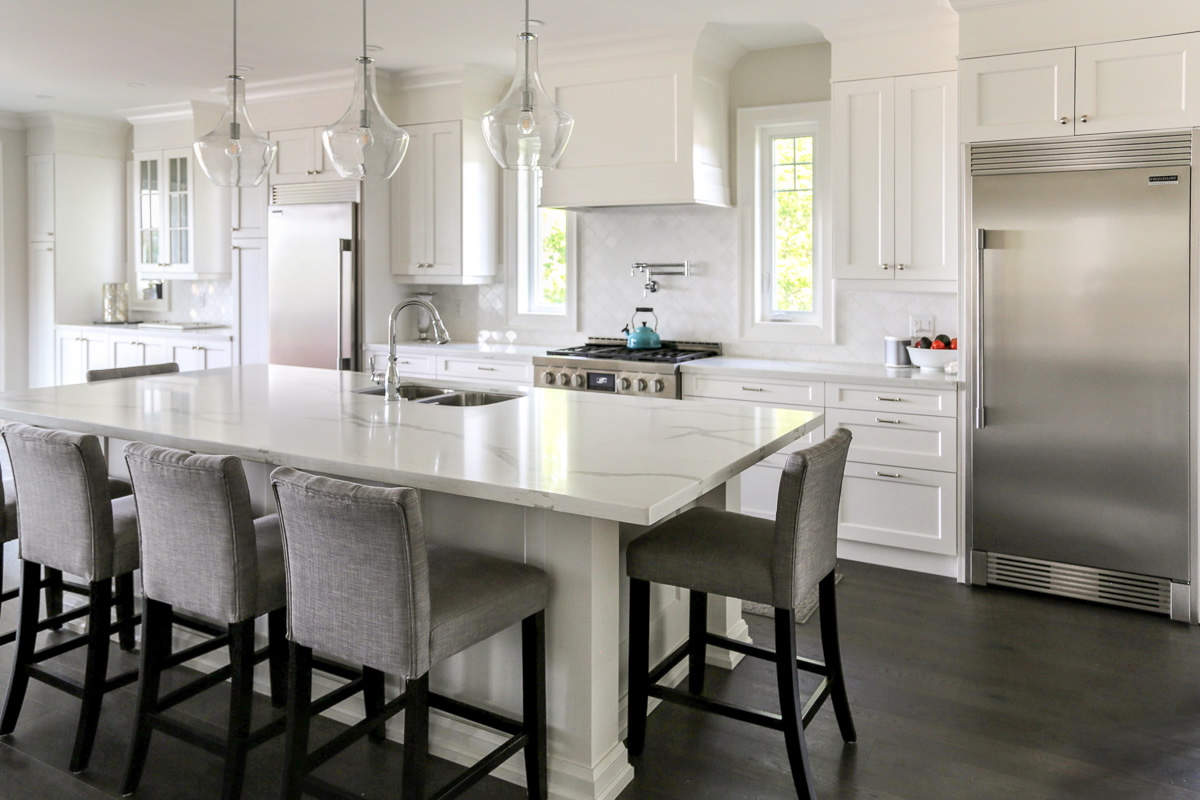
(271, 182), (360, 205)
(971, 132), (1192, 175)
(985, 552), (1171, 614)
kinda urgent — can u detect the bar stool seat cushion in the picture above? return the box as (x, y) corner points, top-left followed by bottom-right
(2, 479), (15, 544)
(253, 514), (286, 616)
(111, 494), (142, 576)
(627, 507), (775, 607)
(427, 545), (549, 667)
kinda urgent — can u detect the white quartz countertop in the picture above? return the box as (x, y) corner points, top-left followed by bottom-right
(365, 342), (546, 362)
(0, 365), (820, 525)
(60, 323), (234, 340)
(681, 356), (962, 388)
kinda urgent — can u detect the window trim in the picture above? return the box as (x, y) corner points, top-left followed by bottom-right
(738, 102), (834, 344)
(504, 169), (578, 332)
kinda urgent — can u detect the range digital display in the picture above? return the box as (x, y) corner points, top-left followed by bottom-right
(587, 372), (616, 392)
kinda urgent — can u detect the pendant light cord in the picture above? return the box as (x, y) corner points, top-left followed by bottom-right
(232, 0), (238, 77)
(522, 0), (531, 105)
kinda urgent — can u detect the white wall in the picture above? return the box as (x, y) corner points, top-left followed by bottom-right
(0, 123), (27, 391)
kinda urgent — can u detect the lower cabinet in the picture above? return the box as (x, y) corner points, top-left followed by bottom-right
(56, 329), (111, 385)
(170, 339), (233, 371)
(55, 327), (234, 384)
(363, 346), (533, 386)
(683, 371), (960, 567)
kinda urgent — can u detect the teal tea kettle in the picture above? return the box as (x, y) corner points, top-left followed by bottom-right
(622, 308), (662, 349)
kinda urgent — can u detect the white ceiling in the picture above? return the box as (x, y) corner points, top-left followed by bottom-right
(0, 0), (956, 120)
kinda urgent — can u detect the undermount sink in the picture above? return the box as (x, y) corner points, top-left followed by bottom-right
(352, 383), (523, 406)
(415, 391), (523, 407)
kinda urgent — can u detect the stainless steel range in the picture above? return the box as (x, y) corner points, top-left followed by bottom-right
(533, 337), (721, 399)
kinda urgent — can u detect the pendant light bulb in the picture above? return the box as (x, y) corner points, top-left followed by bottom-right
(322, 1), (409, 181)
(481, 4), (574, 170)
(193, 1), (276, 187)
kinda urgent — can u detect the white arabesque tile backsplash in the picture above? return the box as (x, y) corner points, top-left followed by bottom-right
(167, 280), (236, 325)
(432, 204), (956, 364)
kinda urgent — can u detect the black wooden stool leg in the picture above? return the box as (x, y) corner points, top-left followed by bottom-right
(281, 643), (313, 800)
(43, 567), (63, 629)
(402, 673), (430, 800)
(819, 572), (856, 743)
(363, 667), (386, 744)
(121, 599), (171, 795)
(775, 608), (818, 800)
(70, 579), (112, 773)
(115, 572), (136, 652)
(222, 621), (256, 800)
(267, 608), (288, 709)
(688, 590), (708, 695)
(0, 561), (43, 736)
(522, 611), (547, 800)
(626, 578), (650, 757)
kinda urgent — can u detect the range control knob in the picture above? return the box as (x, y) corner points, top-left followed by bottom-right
(618, 377), (631, 391)
(573, 374), (585, 388)
(653, 379), (665, 394)
(558, 373), (572, 386)
(636, 378), (648, 392)
(542, 372), (556, 385)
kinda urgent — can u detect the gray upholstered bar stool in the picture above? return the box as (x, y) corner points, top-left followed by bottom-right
(626, 428), (857, 800)
(120, 442), (289, 800)
(270, 467), (550, 800)
(0, 423), (142, 773)
(1, 475), (20, 646)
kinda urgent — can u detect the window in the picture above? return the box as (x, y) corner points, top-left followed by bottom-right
(738, 102), (833, 344)
(507, 169), (577, 330)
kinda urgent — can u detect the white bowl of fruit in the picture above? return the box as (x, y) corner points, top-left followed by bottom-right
(906, 336), (957, 371)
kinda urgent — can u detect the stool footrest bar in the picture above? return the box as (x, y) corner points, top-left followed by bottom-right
(429, 733), (530, 800)
(647, 639), (690, 685)
(650, 684), (786, 730)
(429, 692), (524, 736)
(305, 693), (407, 772)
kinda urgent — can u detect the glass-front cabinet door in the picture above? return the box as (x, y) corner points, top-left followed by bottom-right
(134, 148), (193, 274)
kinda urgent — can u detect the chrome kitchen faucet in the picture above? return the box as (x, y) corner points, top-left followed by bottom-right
(385, 299), (451, 401)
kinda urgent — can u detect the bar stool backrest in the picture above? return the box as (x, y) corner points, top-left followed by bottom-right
(124, 442), (260, 624)
(270, 467), (431, 679)
(771, 427), (853, 609)
(86, 363), (180, 383)
(1, 423), (116, 581)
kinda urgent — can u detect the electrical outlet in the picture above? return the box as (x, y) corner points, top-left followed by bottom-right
(909, 315), (934, 338)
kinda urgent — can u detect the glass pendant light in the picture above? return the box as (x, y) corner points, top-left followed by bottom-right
(322, 0), (409, 180)
(481, 0), (574, 170)
(193, 0), (277, 187)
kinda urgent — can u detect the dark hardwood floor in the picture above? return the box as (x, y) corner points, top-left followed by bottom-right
(2, 547), (1199, 799)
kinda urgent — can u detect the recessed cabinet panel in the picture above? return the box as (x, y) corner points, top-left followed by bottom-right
(681, 373), (824, 406)
(271, 128), (339, 183)
(28, 155), (55, 242)
(833, 79), (894, 280)
(1076, 33), (1200, 134)
(960, 48), (1075, 141)
(556, 75), (678, 169)
(429, 125), (462, 276)
(439, 357), (532, 384)
(895, 74), (957, 282)
(824, 408), (956, 472)
(826, 382), (956, 417)
(838, 462), (956, 555)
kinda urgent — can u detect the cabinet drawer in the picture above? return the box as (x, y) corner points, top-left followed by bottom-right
(824, 408), (955, 472)
(826, 382), (956, 417)
(387, 352), (437, 378)
(837, 462), (956, 555)
(439, 357), (532, 384)
(682, 373), (824, 407)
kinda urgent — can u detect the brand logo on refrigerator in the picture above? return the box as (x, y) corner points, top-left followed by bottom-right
(1148, 175), (1180, 185)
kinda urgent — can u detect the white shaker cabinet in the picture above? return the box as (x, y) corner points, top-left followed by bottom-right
(109, 333), (172, 369)
(231, 180), (269, 240)
(961, 33), (1200, 141)
(28, 155), (55, 243)
(269, 127), (340, 184)
(390, 120), (497, 285)
(832, 72), (957, 285)
(171, 338), (233, 372)
(133, 149), (197, 277)
(55, 328), (111, 386)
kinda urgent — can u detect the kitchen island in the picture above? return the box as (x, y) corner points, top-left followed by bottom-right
(0, 365), (822, 800)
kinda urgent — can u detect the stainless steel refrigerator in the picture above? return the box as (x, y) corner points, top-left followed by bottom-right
(266, 199), (359, 371)
(969, 132), (1193, 619)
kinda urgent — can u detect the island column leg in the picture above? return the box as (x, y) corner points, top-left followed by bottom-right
(525, 508), (634, 800)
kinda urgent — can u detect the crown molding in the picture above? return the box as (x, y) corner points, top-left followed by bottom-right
(0, 110), (23, 131)
(21, 111), (129, 135)
(540, 24), (709, 68)
(121, 102), (195, 124)
(393, 64), (506, 93)
(950, 0), (1042, 9)
(229, 69), (358, 103)
(814, 8), (959, 41)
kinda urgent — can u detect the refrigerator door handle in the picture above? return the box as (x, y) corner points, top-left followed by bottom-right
(975, 228), (987, 429)
(337, 238), (353, 370)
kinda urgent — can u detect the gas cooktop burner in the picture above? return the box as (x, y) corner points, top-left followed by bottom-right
(545, 337), (720, 365)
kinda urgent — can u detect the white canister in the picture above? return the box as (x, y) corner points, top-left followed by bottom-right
(884, 335), (912, 367)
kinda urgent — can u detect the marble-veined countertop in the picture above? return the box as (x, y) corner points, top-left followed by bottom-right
(0, 365), (820, 525)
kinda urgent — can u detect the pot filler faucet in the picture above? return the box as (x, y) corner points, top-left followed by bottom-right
(384, 298), (451, 401)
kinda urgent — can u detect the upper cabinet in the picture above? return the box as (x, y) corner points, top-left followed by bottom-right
(231, 180), (269, 241)
(269, 127), (341, 184)
(133, 148), (195, 276)
(28, 154), (55, 242)
(961, 32), (1200, 141)
(833, 72), (958, 286)
(390, 119), (498, 285)
(538, 30), (741, 208)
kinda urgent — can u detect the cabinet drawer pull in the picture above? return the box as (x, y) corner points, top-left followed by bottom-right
(477, 366), (497, 371)
(876, 396), (902, 402)
(875, 471), (902, 479)
(896, 264), (905, 271)
(1059, 116), (1070, 125)
(741, 386), (765, 392)
(1079, 114), (1089, 124)
(881, 263), (890, 270)
(875, 418), (901, 424)
(397, 360), (411, 365)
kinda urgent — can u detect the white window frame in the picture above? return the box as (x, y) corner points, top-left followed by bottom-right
(738, 102), (834, 344)
(505, 169), (578, 332)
